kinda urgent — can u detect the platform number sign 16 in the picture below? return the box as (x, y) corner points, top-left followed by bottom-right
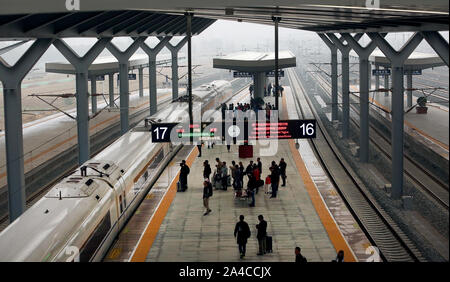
(300, 122), (315, 137)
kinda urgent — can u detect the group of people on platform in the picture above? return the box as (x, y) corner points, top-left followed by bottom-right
(179, 147), (346, 262)
(249, 83), (284, 98)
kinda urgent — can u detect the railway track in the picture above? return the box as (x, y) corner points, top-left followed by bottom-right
(287, 68), (425, 262)
(310, 69), (449, 210)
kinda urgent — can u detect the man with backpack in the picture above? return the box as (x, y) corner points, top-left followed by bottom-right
(203, 180), (213, 216)
(234, 215), (251, 259)
(203, 160), (212, 180)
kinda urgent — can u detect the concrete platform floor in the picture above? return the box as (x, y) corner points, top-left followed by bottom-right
(145, 141), (338, 262)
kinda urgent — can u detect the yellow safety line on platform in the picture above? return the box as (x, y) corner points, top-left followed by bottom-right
(129, 146), (199, 262)
(283, 88), (357, 262)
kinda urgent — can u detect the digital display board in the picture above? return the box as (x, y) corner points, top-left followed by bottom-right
(151, 119), (316, 143)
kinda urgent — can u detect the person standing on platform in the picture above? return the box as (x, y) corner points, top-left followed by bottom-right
(203, 160), (212, 180)
(239, 162), (245, 187)
(234, 215), (251, 259)
(197, 143), (202, 157)
(269, 161), (280, 198)
(247, 173), (256, 207)
(202, 180), (213, 216)
(279, 158), (287, 187)
(252, 163), (261, 194)
(332, 250), (345, 262)
(257, 157), (262, 175)
(221, 161), (228, 190)
(245, 161), (254, 177)
(295, 247), (307, 263)
(267, 83), (272, 97)
(256, 215), (267, 255)
(230, 161), (237, 187)
(179, 160), (190, 191)
(234, 164), (243, 190)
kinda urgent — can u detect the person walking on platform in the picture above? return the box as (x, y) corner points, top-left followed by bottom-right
(269, 161), (280, 198)
(279, 158), (287, 187)
(234, 215), (251, 259)
(203, 160), (212, 180)
(295, 247), (307, 263)
(230, 161), (237, 187)
(179, 160), (190, 191)
(256, 215), (267, 255)
(202, 180), (213, 216)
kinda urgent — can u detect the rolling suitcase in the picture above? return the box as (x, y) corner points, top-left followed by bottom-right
(177, 181), (182, 192)
(266, 236), (273, 253)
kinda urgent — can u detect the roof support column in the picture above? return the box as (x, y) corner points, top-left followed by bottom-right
(109, 74), (115, 107)
(138, 67), (144, 97)
(141, 37), (171, 115)
(186, 13), (193, 127)
(375, 65), (380, 92)
(90, 76), (97, 114)
(406, 72), (413, 108)
(384, 67), (390, 96)
(367, 32), (423, 200)
(254, 72), (266, 100)
(166, 37), (188, 100)
(318, 33), (338, 121)
(273, 16), (281, 111)
(342, 33), (381, 163)
(421, 31), (449, 67)
(53, 38), (111, 165)
(0, 38), (52, 222)
(327, 33), (363, 139)
(107, 37), (146, 135)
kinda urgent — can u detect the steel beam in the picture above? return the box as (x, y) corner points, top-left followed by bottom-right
(421, 31), (449, 67)
(107, 37), (146, 134)
(406, 73), (413, 108)
(273, 16), (281, 111)
(90, 76), (97, 114)
(138, 67), (144, 97)
(166, 36), (188, 100)
(53, 38), (111, 165)
(341, 33), (381, 163)
(327, 33), (362, 139)
(0, 38), (52, 222)
(318, 33), (338, 121)
(375, 64), (380, 92)
(141, 37), (171, 115)
(367, 32), (423, 200)
(384, 66), (390, 96)
(109, 73), (114, 107)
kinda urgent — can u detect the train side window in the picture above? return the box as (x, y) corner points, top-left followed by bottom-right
(123, 192), (126, 209)
(119, 195), (123, 214)
(79, 211), (111, 262)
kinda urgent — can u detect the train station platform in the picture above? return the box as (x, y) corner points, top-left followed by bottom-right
(143, 142), (340, 262)
(350, 84), (449, 159)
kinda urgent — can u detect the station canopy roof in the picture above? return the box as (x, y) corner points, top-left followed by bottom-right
(350, 49), (446, 70)
(0, 0), (448, 39)
(46, 53), (184, 76)
(213, 51), (296, 72)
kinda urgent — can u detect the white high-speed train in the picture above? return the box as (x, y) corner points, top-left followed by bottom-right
(0, 80), (233, 262)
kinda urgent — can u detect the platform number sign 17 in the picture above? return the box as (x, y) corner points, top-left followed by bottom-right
(151, 123), (177, 143)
